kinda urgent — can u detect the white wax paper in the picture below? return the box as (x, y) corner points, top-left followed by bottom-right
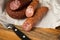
(0, 0), (60, 29)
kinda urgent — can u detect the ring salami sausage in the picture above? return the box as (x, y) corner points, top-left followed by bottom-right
(6, 1), (26, 19)
(22, 7), (49, 31)
(10, 0), (32, 10)
(26, 0), (39, 17)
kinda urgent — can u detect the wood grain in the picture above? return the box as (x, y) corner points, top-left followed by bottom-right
(0, 24), (60, 40)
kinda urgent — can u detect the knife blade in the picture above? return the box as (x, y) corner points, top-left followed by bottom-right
(0, 18), (31, 40)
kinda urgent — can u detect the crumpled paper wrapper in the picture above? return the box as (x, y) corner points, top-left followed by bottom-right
(0, 0), (60, 29)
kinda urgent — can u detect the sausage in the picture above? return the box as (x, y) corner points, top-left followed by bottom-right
(6, 1), (26, 19)
(10, 0), (21, 10)
(26, 0), (39, 17)
(22, 7), (49, 31)
(10, 0), (32, 10)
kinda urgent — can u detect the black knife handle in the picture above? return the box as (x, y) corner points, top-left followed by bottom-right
(8, 24), (31, 40)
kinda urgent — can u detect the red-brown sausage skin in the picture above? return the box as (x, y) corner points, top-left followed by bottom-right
(22, 7), (49, 31)
(6, 0), (26, 19)
(10, 0), (32, 10)
(26, 0), (39, 17)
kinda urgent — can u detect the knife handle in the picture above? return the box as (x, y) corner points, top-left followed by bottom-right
(8, 24), (31, 40)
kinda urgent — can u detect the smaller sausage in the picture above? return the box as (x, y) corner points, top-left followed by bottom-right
(22, 7), (49, 31)
(10, 0), (32, 10)
(26, 0), (39, 17)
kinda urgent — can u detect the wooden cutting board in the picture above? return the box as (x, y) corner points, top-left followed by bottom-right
(0, 24), (60, 40)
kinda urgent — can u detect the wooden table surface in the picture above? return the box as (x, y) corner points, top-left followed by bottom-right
(0, 24), (60, 40)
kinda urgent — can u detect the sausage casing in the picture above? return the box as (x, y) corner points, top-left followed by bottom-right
(26, 0), (39, 17)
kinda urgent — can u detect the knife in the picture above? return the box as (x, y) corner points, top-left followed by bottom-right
(0, 18), (31, 40)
